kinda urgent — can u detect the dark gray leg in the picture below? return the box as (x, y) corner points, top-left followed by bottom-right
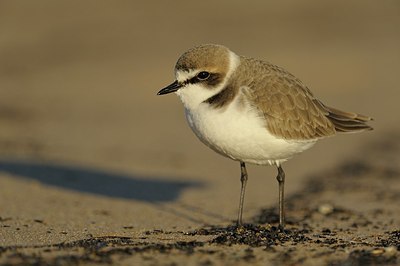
(276, 165), (285, 229)
(237, 161), (248, 225)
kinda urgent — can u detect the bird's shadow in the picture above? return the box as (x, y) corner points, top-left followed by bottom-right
(0, 159), (204, 203)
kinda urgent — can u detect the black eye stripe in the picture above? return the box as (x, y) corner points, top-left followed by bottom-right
(188, 73), (220, 85)
(205, 73), (222, 86)
(188, 76), (199, 84)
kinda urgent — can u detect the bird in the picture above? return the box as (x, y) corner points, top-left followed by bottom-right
(157, 44), (373, 229)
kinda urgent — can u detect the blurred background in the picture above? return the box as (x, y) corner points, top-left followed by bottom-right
(0, 0), (399, 241)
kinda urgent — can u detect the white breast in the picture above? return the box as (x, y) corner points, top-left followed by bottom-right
(184, 96), (316, 166)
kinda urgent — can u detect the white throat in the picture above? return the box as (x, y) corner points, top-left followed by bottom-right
(175, 51), (240, 111)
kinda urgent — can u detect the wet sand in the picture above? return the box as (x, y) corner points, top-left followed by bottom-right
(1, 137), (399, 265)
(0, 1), (399, 265)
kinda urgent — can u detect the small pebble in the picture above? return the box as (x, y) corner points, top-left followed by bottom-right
(371, 248), (385, 255)
(318, 204), (334, 215)
(384, 246), (397, 256)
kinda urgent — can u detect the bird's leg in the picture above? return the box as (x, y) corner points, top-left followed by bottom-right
(237, 161), (248, 226)
(276, 165), (285, 230)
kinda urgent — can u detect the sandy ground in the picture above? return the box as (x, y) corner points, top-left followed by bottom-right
(0, 1), (399, 265)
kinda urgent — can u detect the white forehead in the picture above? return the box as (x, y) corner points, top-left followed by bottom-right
(175, 70), (197, 83)
(174, 50), (240, 83)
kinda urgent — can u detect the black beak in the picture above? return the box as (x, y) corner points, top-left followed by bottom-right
(157, 80), (182, 95)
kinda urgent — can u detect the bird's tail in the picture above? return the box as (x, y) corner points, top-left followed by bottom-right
(324, 106), (373, 133)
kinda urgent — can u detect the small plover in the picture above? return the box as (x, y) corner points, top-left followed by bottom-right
(157, 44), (373, 229)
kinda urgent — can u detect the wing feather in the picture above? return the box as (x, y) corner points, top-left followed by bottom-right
(242, 61), (335, 140)
(236, 57), (372, 140)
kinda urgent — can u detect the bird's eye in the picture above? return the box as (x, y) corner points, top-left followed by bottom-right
(197, 71), (210, 80)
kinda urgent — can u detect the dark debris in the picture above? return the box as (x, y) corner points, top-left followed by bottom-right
(330, 249), (398, 266)
(381, 230), (400, 250)
(2, 236), (205, 266)
(191, 224), (310, 247)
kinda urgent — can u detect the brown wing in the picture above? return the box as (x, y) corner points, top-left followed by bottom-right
(323, 106), (373, 133)
(242, 60), (373, 140)
(243, 60), (337, 140)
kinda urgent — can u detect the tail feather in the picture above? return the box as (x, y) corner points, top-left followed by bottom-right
(324, 106), (373, 133)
